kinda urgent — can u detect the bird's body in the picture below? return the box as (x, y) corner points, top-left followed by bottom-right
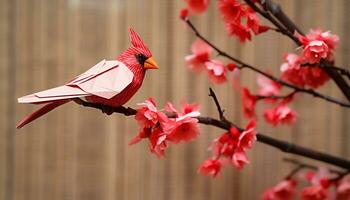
(17, 28), (159, 129)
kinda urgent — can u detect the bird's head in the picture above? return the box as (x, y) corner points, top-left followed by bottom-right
(117, 28), (159, 71)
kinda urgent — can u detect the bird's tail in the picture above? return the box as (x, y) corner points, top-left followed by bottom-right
(16, 100), (70, 129)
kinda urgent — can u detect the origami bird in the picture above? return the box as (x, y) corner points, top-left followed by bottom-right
(17, 28), (159, 129)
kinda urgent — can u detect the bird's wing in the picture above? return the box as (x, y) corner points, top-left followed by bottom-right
(72, 60), (134, 99)
(18, 59), (134, 104)
(18, 85), (90, 103)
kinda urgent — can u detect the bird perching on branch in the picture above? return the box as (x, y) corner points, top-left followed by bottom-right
(17, 28), (159, 129)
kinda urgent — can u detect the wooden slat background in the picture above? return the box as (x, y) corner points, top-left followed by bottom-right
(1, 0), (349, 199)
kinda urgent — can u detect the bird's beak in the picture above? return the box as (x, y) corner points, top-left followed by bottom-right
(144, 57), (159, 70)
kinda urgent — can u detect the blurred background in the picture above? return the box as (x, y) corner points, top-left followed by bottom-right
(1, 0), (349, 199)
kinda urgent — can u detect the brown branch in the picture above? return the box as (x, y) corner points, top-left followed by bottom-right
(257, 90), (297, 100)
(284, 158), (349, 183)
(73, 97), (350, 169)
(249, 0), (350, 101)
(183, 18), (350, 108)
(283, 158), (345, 175)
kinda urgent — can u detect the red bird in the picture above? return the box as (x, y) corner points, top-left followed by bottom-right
(17, 28), (159, 129)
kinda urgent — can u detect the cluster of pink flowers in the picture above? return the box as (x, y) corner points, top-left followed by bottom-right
(281, 29), (339, 89)
(262, 168), (350, 200)
(198, 119), (257, 177)
(129, 98), (200, 158)
(186, 39), (230, 84)
(218, 0), (269, 42)
(242, 75), (297, 126)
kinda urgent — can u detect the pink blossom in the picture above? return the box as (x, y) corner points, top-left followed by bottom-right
(306, 29), (339, 50)
(337, 178), (350, 200)
(163, 102), (200, 144)
(262, 179), (297, 200)
(280, 53), (329, 88)
(134, 98), (161, 128)
(185, 0), (210, 14)
(164, 116), (200, 144)
(300, 185), (328, 200)
(205, 60), (227, 84)
(227, 63), (237, 71)
(246, 9), (270, 35)
(264, 104), (297, 126)
(179, 8), (189, 19)
(237, 119), (257, 150)
(218, 0), (246, 22)
(148, 127), (169, 158)
(129, 127), (169, 158)
(241, 87), (258, 119)
(257, 74), (281, 98)
(232, 151), (249, 169)
(181, 101), (200, 114)
(225, 22), (252, 43)
(198, 159), (222, 177)
(185, 39), (213, 72)
(273, 179), (297, 200)
(303, 40), (329, 64)
(262, 188), (276, 200)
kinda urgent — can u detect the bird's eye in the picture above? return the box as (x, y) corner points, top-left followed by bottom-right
(135, 54), (148, 66)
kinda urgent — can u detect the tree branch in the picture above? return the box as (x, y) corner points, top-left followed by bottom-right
(183, 18), (350, 108)
(72, 98), (350, 169)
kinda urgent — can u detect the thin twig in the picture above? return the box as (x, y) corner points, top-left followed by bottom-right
(183, 18), (350, 108)
(283, 158), (344, 175)
(257, 90), (297, 100)
(209, 87), (225, 120)
(72, 97), (350, 169)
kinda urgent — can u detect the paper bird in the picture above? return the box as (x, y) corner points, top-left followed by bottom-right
(17, 28), (159, 129)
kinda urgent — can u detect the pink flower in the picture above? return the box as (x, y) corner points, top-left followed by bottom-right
(198, 159), (222, 177)
(185, 39), (213, 72)
(300, 185), (328, 200)
(148, 127), (169, 158)
(241, 87), (257, 118)
(225, 22), (252, 43)
(295, 32), (330, 64)
(264, 104), (297, 126)
(134, 98), (161, 128)
(262, 179), (297, 200)
(163, 102), (200, 144)
(185, 0), (210, 14)
(227, 63), (237, 71)
(257, 74), (281, 98)
(302, 66), (330, 88)
(179, 8), (189, 19)
(246, 9), (270, 35)
(280, 53), (304, 87)
(237, 119), (257, 150)
(212, 127), (240, 157)
(205, 60), (227, 84)
(218, 0), (245, 22)
(232, 151), (249, 169)
(280, 53), (329, 88)
(165, 116), (200, 144)
(303, 40), (329, 64)
(307, 29), (339, 50)
(129, 127), (169, 158)
(273, 179), (297, 200)
(337, 178), (350, 200)
(181, 101), (200, 114)
(262, 188), (276, 200)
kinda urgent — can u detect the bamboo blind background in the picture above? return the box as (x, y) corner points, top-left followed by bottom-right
(1, 0), (349, 199)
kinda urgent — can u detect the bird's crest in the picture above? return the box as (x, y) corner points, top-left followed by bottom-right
(128, 28), (152, 57)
